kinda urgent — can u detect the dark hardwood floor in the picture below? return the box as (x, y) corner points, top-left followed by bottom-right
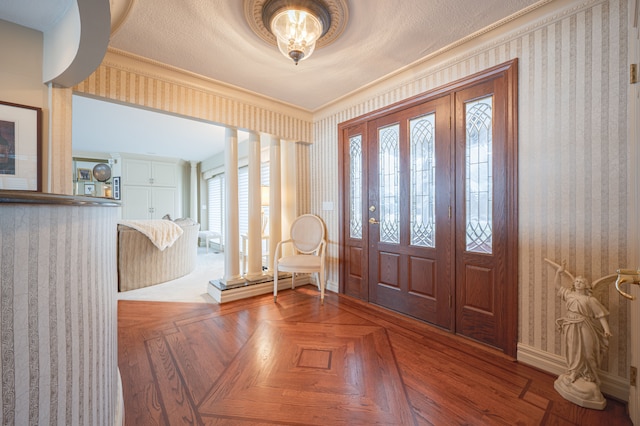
(118, 286), (632, 425)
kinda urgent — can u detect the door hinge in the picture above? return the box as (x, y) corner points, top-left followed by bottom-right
(631, 64), (638, 84)
(449, 116), (452, 129)
(448, 205), (452, 219)
(631, 366), (637, 387)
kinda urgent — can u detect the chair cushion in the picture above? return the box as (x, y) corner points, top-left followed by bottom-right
(277, 254), (321, 273)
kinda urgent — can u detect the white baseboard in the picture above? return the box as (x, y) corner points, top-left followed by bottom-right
(517, 343), (629, 402)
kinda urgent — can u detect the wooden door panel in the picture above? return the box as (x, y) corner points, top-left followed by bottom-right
(378, 251), (400, 287)
(368, 97), (453, 328)
(454, 69), (515, 352)
(341, 124), (369, 300)
(463, 264), (494, 313)
(408, 256), (436, 298)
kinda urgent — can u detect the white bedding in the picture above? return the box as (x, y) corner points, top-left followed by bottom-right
(118, 219), (184, 251)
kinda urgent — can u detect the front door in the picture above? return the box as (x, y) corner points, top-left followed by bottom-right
(339, 61), (518, 355)
(367, 96), (453, 328)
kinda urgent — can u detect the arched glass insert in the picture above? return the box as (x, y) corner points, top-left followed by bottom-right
(465, 96), (493, 253)
(379, 124), (400, 244)
(410, 113), (436, 247)
(349, 134), (363, 239)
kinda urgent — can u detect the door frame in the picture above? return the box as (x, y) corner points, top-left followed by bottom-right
(338, 60), (519, 357)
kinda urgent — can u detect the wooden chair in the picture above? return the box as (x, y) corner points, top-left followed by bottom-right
(273, 214), (326, 303)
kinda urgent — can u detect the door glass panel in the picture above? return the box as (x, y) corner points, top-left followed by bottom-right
(349, 134), (363, 239)
(465, 96), (493, 253)
(410, 113), (436, 247)
(379, 124), (400, 244)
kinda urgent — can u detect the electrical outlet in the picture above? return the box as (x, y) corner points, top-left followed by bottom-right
(631, 366), (637, 387)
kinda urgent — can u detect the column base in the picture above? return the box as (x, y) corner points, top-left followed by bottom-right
(244, 272), (273, 282)
(208, 273), (302, 304)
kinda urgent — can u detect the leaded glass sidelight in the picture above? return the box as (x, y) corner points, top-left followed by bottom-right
(410, 113), (436, 247)
(349, 134), (363, 239)
(379, 124), (400, 244)
(465, 96), (493, 253)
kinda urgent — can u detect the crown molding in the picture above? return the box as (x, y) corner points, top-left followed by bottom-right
(101, 48), (314, 121)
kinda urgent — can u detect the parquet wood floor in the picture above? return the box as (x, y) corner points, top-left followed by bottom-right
(118, 286), (632, 425)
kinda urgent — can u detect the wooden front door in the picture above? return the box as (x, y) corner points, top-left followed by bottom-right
(366, 96), (453, 328)
(339, 61), (518, 356)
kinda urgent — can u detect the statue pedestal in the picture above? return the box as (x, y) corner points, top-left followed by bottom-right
(554, 374), (606, 410)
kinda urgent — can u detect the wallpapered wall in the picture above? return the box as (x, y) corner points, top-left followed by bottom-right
(310, 0), (630, 387)
(73, 51), (313, 146)
(0, 203), (119, 425)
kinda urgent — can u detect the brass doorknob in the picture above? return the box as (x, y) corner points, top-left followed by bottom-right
(369, 218), (379, 224)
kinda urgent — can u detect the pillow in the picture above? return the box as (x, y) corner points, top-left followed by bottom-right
(173, 217), (197, 227)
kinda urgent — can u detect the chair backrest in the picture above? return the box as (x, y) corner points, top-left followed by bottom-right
(290, 214), (325, 254)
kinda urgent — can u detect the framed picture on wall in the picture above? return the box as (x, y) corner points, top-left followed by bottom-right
(0, 101), (42, 191)
(77, 168), (91, 181)
(84, 183), (95, 195)
(113, 176), (121, 200)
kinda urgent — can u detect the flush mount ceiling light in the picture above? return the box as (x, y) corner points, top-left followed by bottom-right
(244, 0), (348, 65)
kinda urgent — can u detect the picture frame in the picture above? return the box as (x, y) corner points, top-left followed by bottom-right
(77, 168), (92, 181)
(0, 101), (42, 191)
(112, 176), (121, 200)
(84, 183), (95, 195)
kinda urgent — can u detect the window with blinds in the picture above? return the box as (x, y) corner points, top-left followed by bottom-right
(238, 166), (248, 238)
(207, 174), (225, 248)
(207, 162), (270, 250)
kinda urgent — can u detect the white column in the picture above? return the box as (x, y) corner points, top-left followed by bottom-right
(223, 128), (242, 284)
(280, 139), (296, 244)
(245, 131), (263, 280)
(268, 136), (282, 271)
(190, 161), (198, 222)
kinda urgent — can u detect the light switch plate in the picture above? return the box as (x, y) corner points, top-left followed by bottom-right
(322, 201), (334, 211)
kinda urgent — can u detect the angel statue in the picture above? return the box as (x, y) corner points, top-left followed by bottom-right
(544, 258), (616, 410)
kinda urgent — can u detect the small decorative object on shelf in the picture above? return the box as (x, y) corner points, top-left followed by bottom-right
(92, 163), (111, 182)
(544, 258), (617, 410)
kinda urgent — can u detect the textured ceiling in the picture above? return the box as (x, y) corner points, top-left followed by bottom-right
(108, 0), (544, 111)
(1, 0), (546, 160)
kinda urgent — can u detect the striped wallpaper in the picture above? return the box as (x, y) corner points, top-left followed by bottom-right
(73, 50), (313, 145)
(310, 0), (631, 385)
(0, 201), (119, 425)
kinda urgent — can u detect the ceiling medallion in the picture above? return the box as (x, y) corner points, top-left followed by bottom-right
(244, 0), (348, 64)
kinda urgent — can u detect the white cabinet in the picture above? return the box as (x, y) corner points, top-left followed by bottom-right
(121, 158), (181, 220)
(123, 159), (177, 187)
(122, 186), (177, 219)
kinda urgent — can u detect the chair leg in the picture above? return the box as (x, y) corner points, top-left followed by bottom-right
(320, 269), (325, 304)
(273, 270), (278, 303)
(291, 273), (295, 289)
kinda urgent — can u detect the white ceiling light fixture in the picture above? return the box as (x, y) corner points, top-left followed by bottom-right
(244, 0), (348, 65)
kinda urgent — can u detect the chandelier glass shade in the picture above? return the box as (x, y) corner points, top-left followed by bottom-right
(270, 9), (322, 64)
(246, 0), (347, 65)
(260, 0), (333, 65)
